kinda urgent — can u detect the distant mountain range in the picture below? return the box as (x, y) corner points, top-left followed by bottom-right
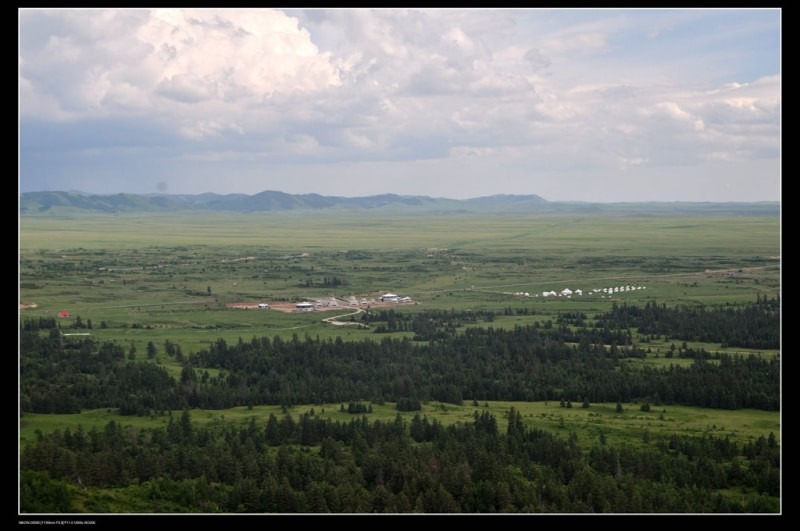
(20, 190), (549, 214)
(19, 190), (778, 216)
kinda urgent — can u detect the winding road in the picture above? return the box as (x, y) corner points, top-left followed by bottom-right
(322, 307), (366, 326)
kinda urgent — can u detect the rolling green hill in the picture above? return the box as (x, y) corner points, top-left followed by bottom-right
(21, 190), (779, 216)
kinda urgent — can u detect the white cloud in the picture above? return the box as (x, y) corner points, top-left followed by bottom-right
(157, 73), (214, 103)
(283, 134), (321, 155)
(654, 101), (693, 121)
(342, 129), (377, 150)
(19, 8), (781, 201)
(21, 8), (345, 121)
(177, 120), (233, 140)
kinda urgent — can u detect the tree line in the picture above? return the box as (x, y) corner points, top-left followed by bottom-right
(21, 318), (779, 415)
(21, 409), (779, 513)
(596, 298), (779, 349)
(364, 308), (495, 340)
(360, 299), (779, 350)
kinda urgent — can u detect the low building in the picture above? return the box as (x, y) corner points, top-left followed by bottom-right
(258, 303), (269, 309)
(295, 302), (315, 312)
(57, 311), (70, 318)
(380, 293), (400, 303)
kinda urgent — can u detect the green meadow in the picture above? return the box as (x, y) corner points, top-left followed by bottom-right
(20, 400), (779, 452)
(20, 211), (779, 350)
(20, 210), (780, 444)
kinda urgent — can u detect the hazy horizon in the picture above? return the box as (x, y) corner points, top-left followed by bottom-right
(20, 188), (781, 205)
(19, 8), (781, 202)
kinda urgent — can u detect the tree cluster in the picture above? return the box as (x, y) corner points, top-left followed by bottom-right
(597, 299), (779, 349)
(21, 410), (779, 513)
(20, 319), (779, 415)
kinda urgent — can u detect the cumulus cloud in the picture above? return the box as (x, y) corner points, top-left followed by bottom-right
(21, 9), (344, 117)
(19, 8), (780, 201)
(157, 73), (215, 103)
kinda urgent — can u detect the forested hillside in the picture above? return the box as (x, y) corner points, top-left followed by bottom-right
(20, 291), (780, 513)
(21, 409), (779, 513)
(21, 302), (779, 415)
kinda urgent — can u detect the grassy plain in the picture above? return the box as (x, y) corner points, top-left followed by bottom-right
(20, 211), (780, 350)
(19, 209), (780, 445)
(20, 400), (779, 452)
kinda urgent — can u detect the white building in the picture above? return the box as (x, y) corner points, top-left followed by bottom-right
(258, 303), (269, 309)
(380, 293), (400, 303)
(295, 302), (315, 312)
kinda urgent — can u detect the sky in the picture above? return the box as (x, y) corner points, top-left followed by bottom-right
(18, 8), (781, 202)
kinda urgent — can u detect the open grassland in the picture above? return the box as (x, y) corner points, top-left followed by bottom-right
(20, 401), (779, 452)
(20, 211), (779, 353)
(19, 211), (779, 255)
(19, 209), (781, 514)
(20, 210), (780, 441)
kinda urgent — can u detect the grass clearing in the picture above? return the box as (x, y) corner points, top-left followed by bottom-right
(21, 401), (779, 452)
(20, 210), (780, 447)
